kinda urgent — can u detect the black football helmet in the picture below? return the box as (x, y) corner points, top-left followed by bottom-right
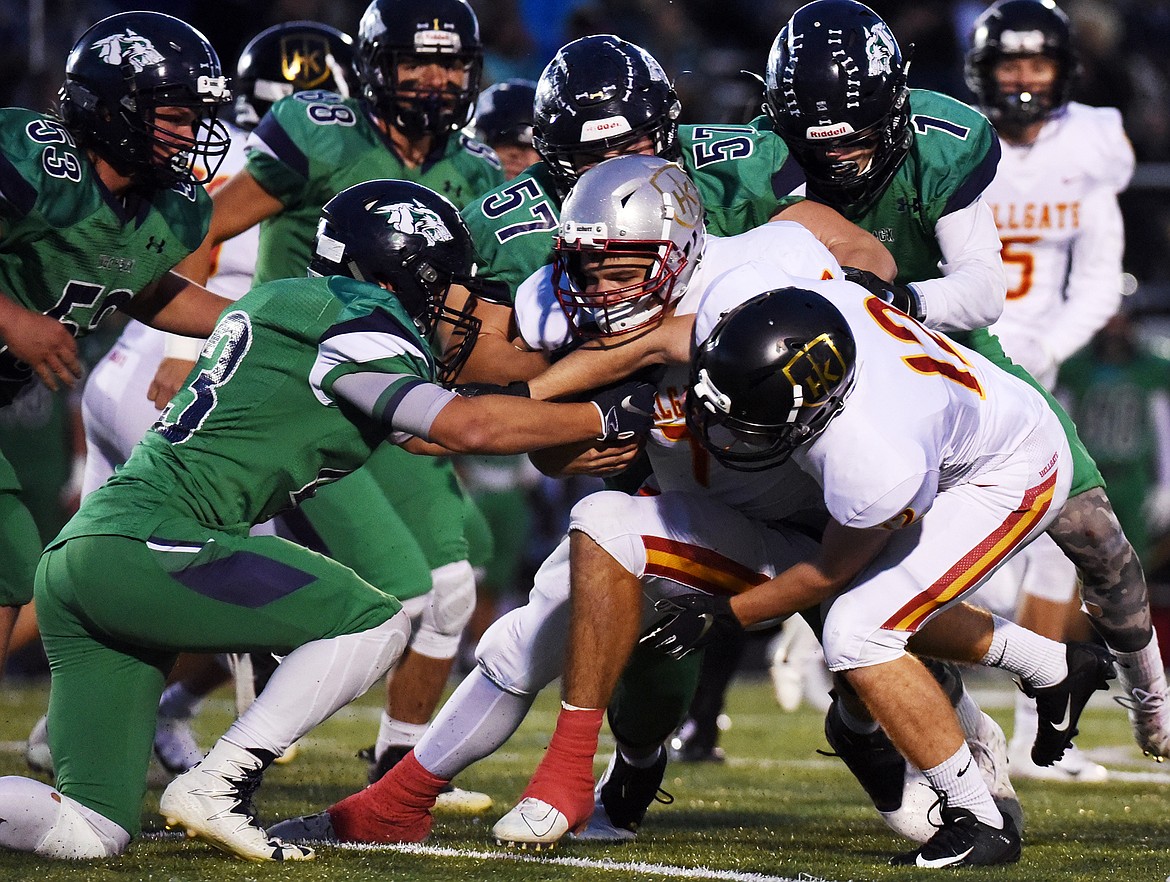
(764, 0), (912, 217)
(533, 35), (681, 195)
(233, 21), (358, 130)
(965, 0), (1076, 130)
(473, 79), (537, 148)
(687, 287), (857, 471)
(59, 11), (232, 188)
(310, 179), (480, 383)
(356, 0), (483, 138)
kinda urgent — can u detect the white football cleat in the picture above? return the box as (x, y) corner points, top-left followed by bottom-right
(492, 797), (570, 850)
(25, 716), (53, 777)
(160, 741), (313, 862)
(1008, 740), (1109, 782)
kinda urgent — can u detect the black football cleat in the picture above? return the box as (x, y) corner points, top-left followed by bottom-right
(1022, 642), (1116, 767)
(890, 806), (1021, 868)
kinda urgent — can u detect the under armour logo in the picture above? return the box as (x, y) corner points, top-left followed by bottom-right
(145, 236), (166, 253)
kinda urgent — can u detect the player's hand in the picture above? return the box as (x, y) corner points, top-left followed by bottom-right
(843, 267), (925, 322)
(529, 439), (643, 477)
(590, 380), (656, 441)
(1, 309), (81, 391)
(638, 593), (744, 660)
(148, 357), (196, 409)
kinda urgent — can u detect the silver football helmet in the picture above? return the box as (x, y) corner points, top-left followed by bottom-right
(553, 154), (705, 338)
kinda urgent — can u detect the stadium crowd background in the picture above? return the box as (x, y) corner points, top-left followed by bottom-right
(3, 0), (1170, 674)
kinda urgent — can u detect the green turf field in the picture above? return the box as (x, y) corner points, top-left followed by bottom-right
(1, 669), (1167, 881)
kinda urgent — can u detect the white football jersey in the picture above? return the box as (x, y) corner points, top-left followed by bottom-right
(985, 103), (1134, 386)
(696, 269), (1051, 530)
(515, 221), (840, 521)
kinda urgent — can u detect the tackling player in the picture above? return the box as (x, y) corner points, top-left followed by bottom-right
(0, 178), (653, 863)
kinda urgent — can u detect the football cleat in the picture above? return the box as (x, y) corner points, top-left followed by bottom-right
(890, 806), (1021, 868)
(966, 712), (1025, 834)
(822, 697), (905, 813)
(1008, 741), (1109, 782)
(359, 745), (492, 813)
(572, 749), (672, 842)
(160, 741), (313, 862)
(1115, 685), (1170, 761)
(25, 716), (52, 778)
(667, 717), (725, 764)
(492, 797), (570, 850)
(1021, 642), (1116, 766)
(153, 715), (204, 775)
(267, 811), (338, 844)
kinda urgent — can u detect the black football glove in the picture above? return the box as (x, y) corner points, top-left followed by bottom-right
(638, 593), (744, 660)
(589, 380), (656, 441)
(454, 380), (531, 398)
(843, 267), (925, 322)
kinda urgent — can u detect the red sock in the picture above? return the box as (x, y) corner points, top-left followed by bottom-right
(520, 705), (605, 830)
(329, 749), (447, 843)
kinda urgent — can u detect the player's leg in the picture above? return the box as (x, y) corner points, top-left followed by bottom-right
(495, 490), (817, 848)
(0, 453), (40, 674)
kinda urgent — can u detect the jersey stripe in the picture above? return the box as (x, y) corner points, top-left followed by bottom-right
(249, 113), (309, 179)
(643, 536), (769, 596)
(942, 136), (1001, 216)
(882, 469), (1059, 632)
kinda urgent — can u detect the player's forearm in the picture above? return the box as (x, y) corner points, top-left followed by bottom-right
(428, 396), (605, 454)
(775, 199), (897, 280)
(917, 203), (1006, 332)
(124, 273), (230, 336)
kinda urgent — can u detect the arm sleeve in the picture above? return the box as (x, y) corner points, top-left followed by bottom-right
(914, 200), (1007, 333)
(331, 372), (457, 438)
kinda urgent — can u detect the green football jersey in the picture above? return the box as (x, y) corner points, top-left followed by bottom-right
(54, 275), (434, 544)
(462, 119), (806, 302)
(246, 91), (504, 284)
(0, 108), (212, 404)
(828, 90), (1000, 287)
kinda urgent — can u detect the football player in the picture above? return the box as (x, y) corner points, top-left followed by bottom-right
(0, 11), (233, 675)
(756, 0), (1167, 767)
(58, 20), (361, 778)
(170, 0), (508, 805)
(0, 178), (653, 862)
(967, 0), (1135, 781)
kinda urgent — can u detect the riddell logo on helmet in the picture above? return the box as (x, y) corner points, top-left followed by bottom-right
(581, 116), (632, 142)
(806, 122), (855, 140)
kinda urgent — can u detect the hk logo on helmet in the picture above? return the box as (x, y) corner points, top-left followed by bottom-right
(280, 35), (334, 89)
(92, 30), (164, 72)
(375, 200), (453, 247)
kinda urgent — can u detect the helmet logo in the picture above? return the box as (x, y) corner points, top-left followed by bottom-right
(575, 86), (617, 103)
(373, 199), (454, 247)
(414, 20), (462, 53)
(999, 29), (1047, 54)
(581, 115), (632, 142)
(806, 121), (855, 140)
(650, 165), (701, 230)
(783, 333), (849, 404)
(865, 23), (897, 77)
(280, 35), (335, 88)
(91, 29), (164, 72)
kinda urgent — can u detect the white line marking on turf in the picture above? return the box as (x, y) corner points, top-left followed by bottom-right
(336, 841), (819, 882)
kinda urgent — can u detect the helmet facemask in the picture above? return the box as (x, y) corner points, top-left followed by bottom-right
(359, 41), (481, 137)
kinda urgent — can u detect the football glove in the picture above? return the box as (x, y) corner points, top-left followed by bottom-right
(590, 380), (656, 441)
(639, 593), (744, 660)
(843, 267), (925, 322)
(453, 380), (530, 398)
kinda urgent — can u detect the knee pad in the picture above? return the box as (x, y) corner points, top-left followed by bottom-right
(405, 559), (476, 659)
(568, 491), (645, 576)
(0, 776), (130, 859)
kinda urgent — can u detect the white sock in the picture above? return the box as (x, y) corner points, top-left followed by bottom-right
(921, 744), (1001, 828)
(224, 612), (409, 756)
(953, 687), (985, 738)
(1114, 630), (1168, 695)
(375, 715), (428, 759)
(157, 682), (202, 720)
(415, 666), (537, 780)
(838, 698), (880, 735)
(981, 614), (1068, 688)
(617, 743), (664, 768)
(1011, 690), (1039, 749)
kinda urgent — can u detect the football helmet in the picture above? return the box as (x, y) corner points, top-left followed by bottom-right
(764, 0), (912, 217)
(553, 155), (705, 338)
(533, 35), (681, 195)
(233, 21), (358, 130)
(310, 179), (481, 383)
(472, 79), (537, 148)
(687, 286), (857, 470)
(59, 11), (232, 188)
(356, 0), (483, 138)
(965, 0), (1076, 130)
